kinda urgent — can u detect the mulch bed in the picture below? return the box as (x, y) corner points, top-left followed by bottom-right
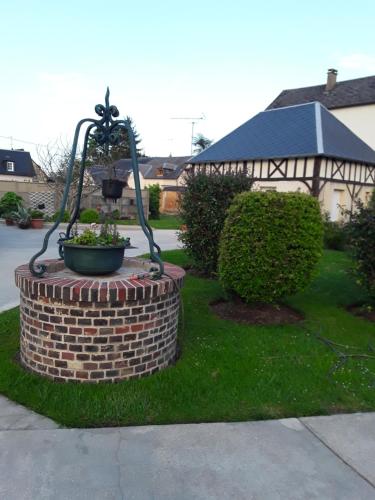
(346, 304), (375, 323)
(210, 298), (304, 326)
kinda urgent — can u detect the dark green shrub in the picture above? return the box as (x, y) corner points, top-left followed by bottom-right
(79, 208), (99, 224)
(179, 172), (253, 275)
(147, 184), (161, 219)
(323, 213), (348, 250)
(111, 209), (120, 220)
(219, 191), (323, 303)
(30, 209), (44, 219)
(347, 192), (375, 300)
(0, 192), (23, 216)
(52, 210), (70, 222)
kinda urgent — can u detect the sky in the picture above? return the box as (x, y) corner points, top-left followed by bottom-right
(1, 0), (375, 162)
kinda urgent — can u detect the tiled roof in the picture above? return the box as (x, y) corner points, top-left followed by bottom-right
(0, 149), (36, 177)
(267, 75), (375, 110)
(189, 102), (375, 165)
(90, 157), (189, 185)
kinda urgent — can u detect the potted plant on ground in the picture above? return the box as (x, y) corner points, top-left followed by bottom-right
(30, 209), (45, 229)
(60, 221), (130, 275)
(12, 206), (31, 229)
(3, 212), (15, 226)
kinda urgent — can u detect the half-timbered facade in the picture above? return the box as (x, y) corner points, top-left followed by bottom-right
(187, 102), (375, 220)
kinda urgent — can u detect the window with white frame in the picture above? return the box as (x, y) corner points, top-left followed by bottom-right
(6, 161), (15, 172)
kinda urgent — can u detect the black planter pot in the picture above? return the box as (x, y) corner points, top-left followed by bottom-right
(62, 242), (126, 275)
(102, 179), (125, 201)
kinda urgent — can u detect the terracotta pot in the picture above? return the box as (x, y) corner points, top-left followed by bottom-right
(31, 219), (44, 229)
(5, 219), (14, 226)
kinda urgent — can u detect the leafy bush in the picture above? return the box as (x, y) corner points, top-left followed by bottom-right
(147, 184), (161, 219)
(219, 191), (323, 303)
(52, 210), (70, 222)
(347, 192), (375, 300)
(30, 209), (44, 219)
(179, 172), (253, 275)
(79, 208), (99, 224)
(0, 192), (23, 216)
(111, 209), (120, 220)
(322, 212), (348, 250)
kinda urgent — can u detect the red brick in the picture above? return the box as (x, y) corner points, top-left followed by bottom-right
(62, 352), (75, 360)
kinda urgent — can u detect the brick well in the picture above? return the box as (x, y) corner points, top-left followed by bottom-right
(15, 258), (185, 383)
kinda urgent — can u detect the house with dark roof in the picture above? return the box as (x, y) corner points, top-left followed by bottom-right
(90, 156), (189, 214)
(0, 149), (36, 182)
(267, 69), (375, 150)
(0, 149), (56, 215)
(187, 102), (375, 220)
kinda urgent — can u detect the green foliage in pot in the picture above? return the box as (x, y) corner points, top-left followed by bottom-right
(79, 208), (100, 224)
(12, 206), (31, 229)
(0, 192), (24, 216)
(219, 191), (323, 303)
(30, 209), (44, 220)
(69, 223), (127, 247)
(179, 172), (253, 276)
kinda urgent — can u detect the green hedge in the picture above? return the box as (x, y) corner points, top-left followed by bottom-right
(79, 208), (99, 224)
(219, 191), (323, 303)
(347, 192), (375, 300)
(52, 210), (70, 222)
(147, 184), (161, 219)
(179, 172), (253, 275)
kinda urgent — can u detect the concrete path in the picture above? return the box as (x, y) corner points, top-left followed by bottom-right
(0, 412), (374, 499)
(0, 395), (59, 431)
(0, 223), (181, 312)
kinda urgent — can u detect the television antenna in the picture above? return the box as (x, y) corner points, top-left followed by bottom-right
(170, 115), (205, 154)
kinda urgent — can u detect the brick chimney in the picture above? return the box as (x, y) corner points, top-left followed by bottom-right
(326, 68), (338, 91)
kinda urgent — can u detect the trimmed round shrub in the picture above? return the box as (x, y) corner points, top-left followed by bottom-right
(52, 210), (70, 222)
(79, 208), (99, 224)
(219, 191), (323, 303)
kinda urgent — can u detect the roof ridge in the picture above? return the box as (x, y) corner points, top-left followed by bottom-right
(314, 102), (324, 154)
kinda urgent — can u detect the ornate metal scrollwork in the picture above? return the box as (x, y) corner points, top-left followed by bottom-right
(29, 88), (164, 278)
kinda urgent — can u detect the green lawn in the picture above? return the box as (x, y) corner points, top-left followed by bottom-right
(0, 250), (374, 428)
(116, 214), (182, 230)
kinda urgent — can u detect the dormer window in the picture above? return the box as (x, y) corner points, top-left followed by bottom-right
(156, 167), (163, 177)
(6, 161), (15, 172)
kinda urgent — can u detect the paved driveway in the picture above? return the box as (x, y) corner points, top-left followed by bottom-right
(0, 223), (181, 312)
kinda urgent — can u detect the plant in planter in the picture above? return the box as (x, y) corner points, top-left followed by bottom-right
(3, 212), (15, 226)
(61, 221), (130, 275)
(12, 206), (31, 229)
(30, 209), (45, 229)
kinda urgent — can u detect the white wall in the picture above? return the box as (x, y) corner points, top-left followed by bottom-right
(332, 104), (375, 150)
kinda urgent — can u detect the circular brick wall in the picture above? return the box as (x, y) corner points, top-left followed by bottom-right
(15, 258), (185, 383)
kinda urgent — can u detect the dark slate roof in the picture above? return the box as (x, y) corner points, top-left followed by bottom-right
(139, 157), (190, 180)
(189, 102), (375, 165)
(267, 75), (375, 110)
(0, 149), (36, 177)
(90, 156), (189, 186)
(90, 158), (149, 186)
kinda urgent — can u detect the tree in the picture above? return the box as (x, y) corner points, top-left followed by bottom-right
(192, 134), (213, 154)
(36, 141), (97, 214)
(86, 116), (143, 165)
